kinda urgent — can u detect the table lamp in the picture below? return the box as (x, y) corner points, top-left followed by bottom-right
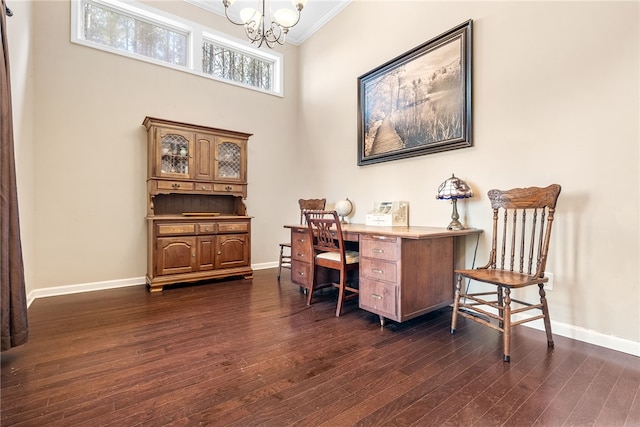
(436, 174), (473, 230)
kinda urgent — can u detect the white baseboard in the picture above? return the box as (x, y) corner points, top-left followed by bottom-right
(27, 277), (146, 307)
(26, 268), (639, 358)
(25, 263), (280, 307)
(252, 261), (279, 270)
(517, 315), (640, 358)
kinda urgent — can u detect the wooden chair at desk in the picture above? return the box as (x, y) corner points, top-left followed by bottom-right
(304, 210), (360, 317)
(277, 198), (326, 281)
(451, 184), (561, 362)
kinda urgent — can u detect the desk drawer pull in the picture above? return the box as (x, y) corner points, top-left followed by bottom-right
(296, 238), (306, 243)
(372, 269), (384, 274)
(373, 248), (384, 254)
(297, 271), (305, 276)
(371, 294), (383, 300)
(296, 253), (305, 258)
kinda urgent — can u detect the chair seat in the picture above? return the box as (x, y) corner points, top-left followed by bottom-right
(316, 250), (359, 264)
(456, 269), (547, 288)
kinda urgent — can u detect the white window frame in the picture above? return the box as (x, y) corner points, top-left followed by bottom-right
(70, 0), (284, 96)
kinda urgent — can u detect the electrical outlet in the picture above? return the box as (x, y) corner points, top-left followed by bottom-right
(544, 272), (553, 290)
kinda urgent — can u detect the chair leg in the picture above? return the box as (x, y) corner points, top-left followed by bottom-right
(503, 287), (512, 362)
(277, 245), (285, 280)
(335, 271), (346, 317)
(306, 266), (316, 306)
(451, 274), (463, 334)
(539, 284), (554, 348)
(497, 285), (504, 329)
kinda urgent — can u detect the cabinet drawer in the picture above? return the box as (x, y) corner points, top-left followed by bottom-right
(213, 183), (244, 193)
(291, 260), (311, 288)
(156, 180), (195, 191)
(361, 236), (399, 261)
(197, 223), (216, 234)
(359, 278), (397, 318)
(291, 230), (312, 262)
(157, 223), (196, 235)
(360, 258), (398, 283)
(218, 222), (248, 233)
(194, 182), (213, 191)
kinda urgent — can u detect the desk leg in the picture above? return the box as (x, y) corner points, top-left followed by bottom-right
(379, 315), (385, 327)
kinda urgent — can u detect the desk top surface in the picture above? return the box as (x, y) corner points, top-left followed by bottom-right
(284, 223), (482, 240)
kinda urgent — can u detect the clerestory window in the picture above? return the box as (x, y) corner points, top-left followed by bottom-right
(71, 0), (283, 96)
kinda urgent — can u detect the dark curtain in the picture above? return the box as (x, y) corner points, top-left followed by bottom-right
(1, 0), (28, 351)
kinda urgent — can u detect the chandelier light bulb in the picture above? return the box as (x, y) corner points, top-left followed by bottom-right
(274, 9), (297, 28)
(240, 7), (260, 26)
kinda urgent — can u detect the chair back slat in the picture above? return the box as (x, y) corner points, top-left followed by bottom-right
(488, 185), (561, 278)
(299, 198), (326, 224)
(304, 210), (346, 258)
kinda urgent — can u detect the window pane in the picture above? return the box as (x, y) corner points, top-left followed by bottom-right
(202, 41), (273, 91)
(83, 2), (188, 66)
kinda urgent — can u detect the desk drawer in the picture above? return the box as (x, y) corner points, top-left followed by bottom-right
(360, 258), (397, 283)
(361, 236), (399, 261)
(359, 278), (397, 318)
(291, 230), (312, 262)
(291, 260), (311, 288)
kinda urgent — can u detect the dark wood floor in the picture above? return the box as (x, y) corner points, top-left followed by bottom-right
(2, 269), (639, 426)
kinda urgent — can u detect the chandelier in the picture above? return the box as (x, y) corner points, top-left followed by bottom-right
(222, 0), (306, 48)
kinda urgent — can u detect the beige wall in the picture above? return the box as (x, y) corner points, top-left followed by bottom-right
(8, 1), (639, 349)
(26, 0), (301, 288)
(299, 1), (639, 345)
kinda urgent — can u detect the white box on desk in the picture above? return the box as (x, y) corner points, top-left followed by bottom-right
(365, 201), (409, 226)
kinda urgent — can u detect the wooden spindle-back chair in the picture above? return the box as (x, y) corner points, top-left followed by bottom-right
(451, 184), (561, 362)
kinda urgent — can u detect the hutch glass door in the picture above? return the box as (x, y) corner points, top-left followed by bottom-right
(159, 130), (193, 179)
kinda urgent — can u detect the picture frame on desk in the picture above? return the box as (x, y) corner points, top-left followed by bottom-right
(357, 20), (473, 166)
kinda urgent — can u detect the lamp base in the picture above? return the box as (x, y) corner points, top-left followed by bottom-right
(447, 199), (464, 230)
(447, 220), (465, 231)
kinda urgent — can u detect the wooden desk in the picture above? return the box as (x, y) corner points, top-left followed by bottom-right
(284, 223), (481, 324)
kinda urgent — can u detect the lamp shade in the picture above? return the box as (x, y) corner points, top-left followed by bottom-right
(436, 174), (473, 200)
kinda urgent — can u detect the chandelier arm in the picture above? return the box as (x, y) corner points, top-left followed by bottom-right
(222, 2), (245, 26)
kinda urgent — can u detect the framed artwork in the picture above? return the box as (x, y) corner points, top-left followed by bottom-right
(357, 20), (473, 166)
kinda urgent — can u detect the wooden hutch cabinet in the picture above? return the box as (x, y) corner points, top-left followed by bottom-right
(143, 117), (252, 292)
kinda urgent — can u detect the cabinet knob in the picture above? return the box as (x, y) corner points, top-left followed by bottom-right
(217, 251), (222, 255)
(225, 186), (232, 191)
